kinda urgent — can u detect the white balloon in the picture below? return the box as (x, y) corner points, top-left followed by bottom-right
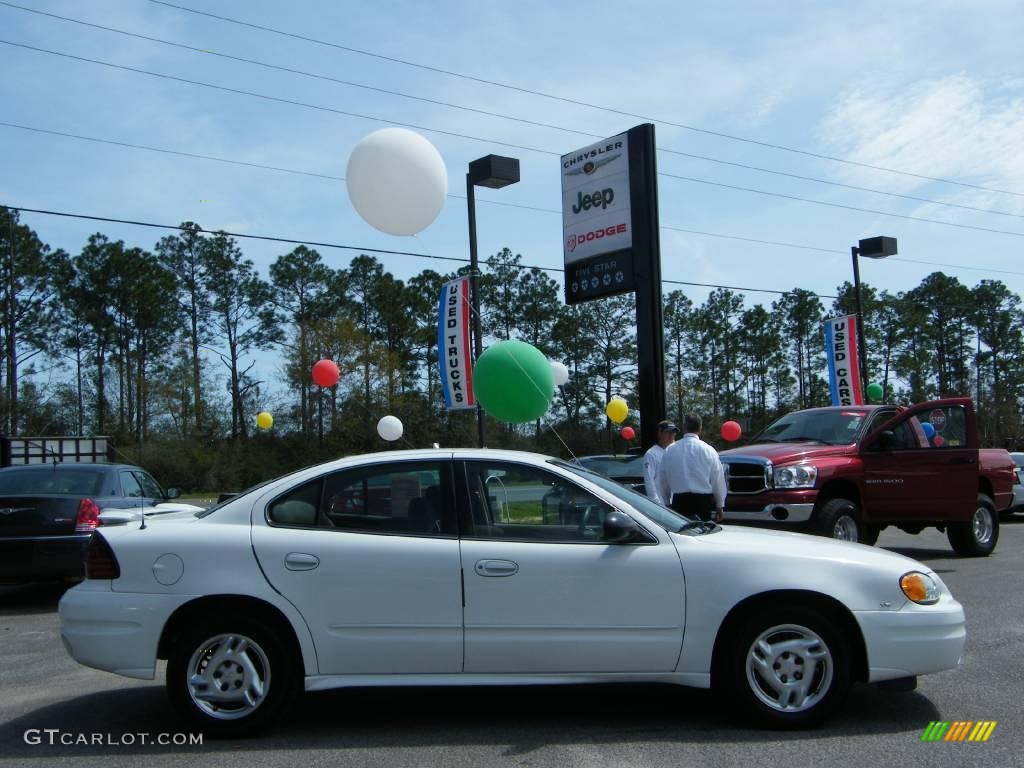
(549, 360), (569, 387)
(346, 128), (448, 236)
(377, 415), (404, 442)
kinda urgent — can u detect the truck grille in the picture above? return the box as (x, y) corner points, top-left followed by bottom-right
(722, 459), (769, 494)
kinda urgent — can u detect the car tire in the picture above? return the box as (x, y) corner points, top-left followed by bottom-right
(947, 494), (999, 557)
(722, 603), (852, 728)
(815, 498), (871, 544)
(166, 614), (298, 738)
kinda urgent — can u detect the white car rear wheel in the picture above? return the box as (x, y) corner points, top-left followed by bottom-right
(167, 615), (297, 737)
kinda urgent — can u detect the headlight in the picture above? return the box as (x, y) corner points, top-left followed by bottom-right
(900, 571), (940, 605)
(772, 464), (817, 488)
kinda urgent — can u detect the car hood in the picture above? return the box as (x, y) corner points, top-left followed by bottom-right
(674, 524), (931, 574)
(720, 443), (855, 463)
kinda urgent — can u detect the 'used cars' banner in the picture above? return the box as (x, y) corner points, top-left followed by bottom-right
(824, 315), (863, 406)
(437, 277), (475, 410)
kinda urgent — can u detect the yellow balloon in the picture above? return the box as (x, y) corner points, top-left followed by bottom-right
(605, 398), (628, 424)
(256, 411), (273, 429)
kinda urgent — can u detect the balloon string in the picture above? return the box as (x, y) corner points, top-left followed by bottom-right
(543, 422), (578, 462)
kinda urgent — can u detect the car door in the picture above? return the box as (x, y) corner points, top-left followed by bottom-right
(458, 459), (685, 674)
(250, 458), (463, 675)
(860, 399), (976, 522)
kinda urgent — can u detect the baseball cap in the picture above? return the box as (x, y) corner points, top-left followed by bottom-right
(657, 420), (679, 433)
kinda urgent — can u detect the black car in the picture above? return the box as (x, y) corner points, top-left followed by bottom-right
(573, 454), (648, 495)
(0, 463), (179, 583)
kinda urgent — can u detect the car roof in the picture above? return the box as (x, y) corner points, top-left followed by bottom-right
(0, 462), (140, 473)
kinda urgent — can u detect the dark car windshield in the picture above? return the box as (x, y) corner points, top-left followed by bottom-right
(753, 410), (868, 446)
(552, 459), (711, 533)
(575, 455), (645, 479)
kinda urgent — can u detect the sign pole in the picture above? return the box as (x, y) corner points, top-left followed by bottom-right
(628, 124), (665, 450)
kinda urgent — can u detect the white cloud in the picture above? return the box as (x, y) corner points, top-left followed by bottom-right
(818, 75), (1024, 217)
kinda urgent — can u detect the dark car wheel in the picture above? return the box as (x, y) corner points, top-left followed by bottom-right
(815, 498), (873, 545)
(947, 494), (999, 557)
(722, 603), (852, 728)
(166, 614), (298, 737)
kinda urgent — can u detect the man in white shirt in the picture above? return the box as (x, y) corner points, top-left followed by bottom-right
(656, 413), (727, 522)
(643, 420), (679, 504)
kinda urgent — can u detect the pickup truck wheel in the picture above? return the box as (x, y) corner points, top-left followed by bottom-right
(815, 498), (871, 544)
(166, 614), (298, 737)
(722, 603), (852, 728)
(947, 494), (999, 557)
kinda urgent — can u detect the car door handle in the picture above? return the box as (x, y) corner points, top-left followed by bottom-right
(474, 559), (519, 577)
(949, 457), (974, 465)
(284, 552), (320, 571)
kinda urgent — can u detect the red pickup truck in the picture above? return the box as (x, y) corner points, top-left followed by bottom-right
(719, 397), (1016, 557)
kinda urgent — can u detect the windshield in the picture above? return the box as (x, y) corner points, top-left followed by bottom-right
(753, 410), (868, 446)
(575, 456), (645, 478)
(553, 458), (709, 533)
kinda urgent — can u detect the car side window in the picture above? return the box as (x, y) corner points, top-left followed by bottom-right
(918, 405), (968, 448)
(321, 461), (453, 537)
(121, 471), (144, 498)
(133, 471), (164, 499)
(464, 461), (615, 543)
(268, 479), (323, 527)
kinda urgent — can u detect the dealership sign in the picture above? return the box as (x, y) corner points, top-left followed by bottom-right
(437, 277), (475, 410)
(561, 132), (635, 302)
(824, 315), (863, 406)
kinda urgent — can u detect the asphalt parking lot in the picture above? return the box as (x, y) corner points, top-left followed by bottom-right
(1, 521), (1021, 768)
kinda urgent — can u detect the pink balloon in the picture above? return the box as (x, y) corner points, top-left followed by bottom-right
(312, 359), (340, 387)
(621, 426), (636, 440)
(721, 420), (742, 442)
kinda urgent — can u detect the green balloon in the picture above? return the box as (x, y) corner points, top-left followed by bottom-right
(866, 383), (884, 401)
(473, 340), (554, 423)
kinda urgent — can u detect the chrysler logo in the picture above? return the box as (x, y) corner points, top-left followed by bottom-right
(565, 154), (620, 176)
(0, 507), (33, 515)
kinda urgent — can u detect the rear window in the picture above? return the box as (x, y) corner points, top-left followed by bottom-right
(0, 468), (104, 495)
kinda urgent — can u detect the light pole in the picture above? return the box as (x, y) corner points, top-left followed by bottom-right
(466, 154), (520, 447)
(851, 236), (897, 396)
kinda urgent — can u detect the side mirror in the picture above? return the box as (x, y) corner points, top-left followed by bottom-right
(603, 511), (643, 543)
(165, 487), (181, 500)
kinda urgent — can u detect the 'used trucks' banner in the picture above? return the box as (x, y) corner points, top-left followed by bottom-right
(824, 315), (863, 406)
(437, 277), (475, 410)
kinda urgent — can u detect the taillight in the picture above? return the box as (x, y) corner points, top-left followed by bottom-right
(85, 534), (120, 580)
(74, 498), (101, 533)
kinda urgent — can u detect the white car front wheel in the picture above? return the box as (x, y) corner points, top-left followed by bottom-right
(723, 604), (852, 728)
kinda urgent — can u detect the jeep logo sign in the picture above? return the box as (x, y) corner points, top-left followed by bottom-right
(561, 132), (631, 266)
(572, 187), (615, 214)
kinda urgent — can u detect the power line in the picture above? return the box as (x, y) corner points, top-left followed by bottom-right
(4, 2), (1020, 220)
(5, 122), (1024, 277)
(1, 204), (839, 298)
(659, 172), (1024, 239)
(7, 40), (1024, 243)
(146, 0), (1024, 199)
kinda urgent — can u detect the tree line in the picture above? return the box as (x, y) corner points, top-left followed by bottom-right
(2, 208), (1022, 490)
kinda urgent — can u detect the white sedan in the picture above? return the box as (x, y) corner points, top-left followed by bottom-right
(60, 449), (965, 737)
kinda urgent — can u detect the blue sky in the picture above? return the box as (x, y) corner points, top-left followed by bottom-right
(3, 0), (1024, 392)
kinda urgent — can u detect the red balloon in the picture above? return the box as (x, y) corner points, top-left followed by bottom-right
(312, 359), (340, 387)
(721, 420), (742, 442)
(621, 426), (636, 440)
(932, 435), (945, 447)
